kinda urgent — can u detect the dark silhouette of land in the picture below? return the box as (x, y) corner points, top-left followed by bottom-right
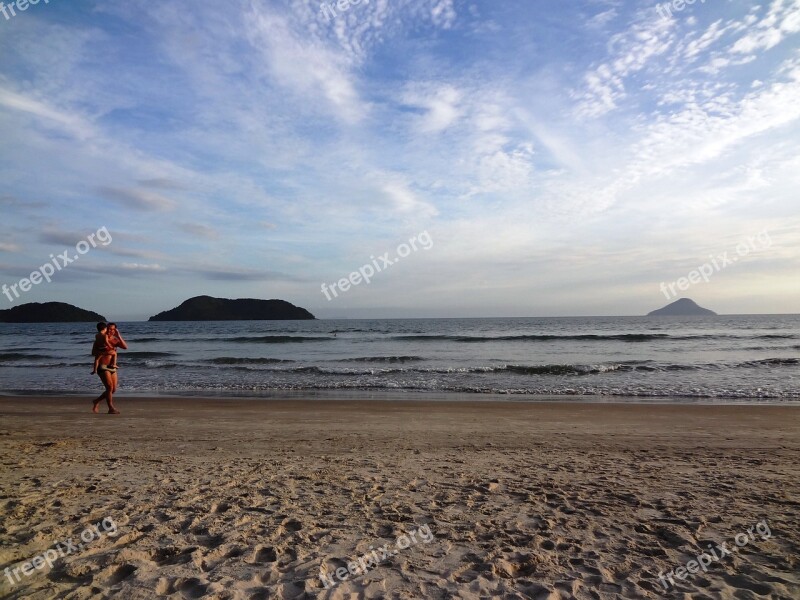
(149, 296), (315, 321)
(0, 302), (106, 323)
(648, 298), (717, 316)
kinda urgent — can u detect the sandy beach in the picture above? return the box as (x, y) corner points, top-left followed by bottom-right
(0, 397), (798, 599)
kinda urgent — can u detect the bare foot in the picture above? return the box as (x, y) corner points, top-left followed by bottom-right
(108, 409), (120, 415)
(92, 402), (100, 414)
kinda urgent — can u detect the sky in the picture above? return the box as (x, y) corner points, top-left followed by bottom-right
(0, 0), (798, 320)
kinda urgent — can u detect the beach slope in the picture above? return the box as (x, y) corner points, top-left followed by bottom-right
(0, 398), (798, 599)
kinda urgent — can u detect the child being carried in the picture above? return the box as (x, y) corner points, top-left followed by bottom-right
(91, 322), (117, 374)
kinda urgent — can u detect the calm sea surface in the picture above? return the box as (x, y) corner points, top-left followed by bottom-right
(0, 316), (798, 401)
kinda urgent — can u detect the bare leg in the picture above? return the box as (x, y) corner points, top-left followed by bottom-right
(109, 371), (120, 413)
(93, 371), (108, 413)
(99, 371), (119, 414)
(92, 391), (105, 413)
(106, 386), (119, 414)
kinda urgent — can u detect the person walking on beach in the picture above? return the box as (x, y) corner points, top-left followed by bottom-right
(91, 322), (127, 414)
(90, 322), (112, 376)
(105, 323), (127, 393)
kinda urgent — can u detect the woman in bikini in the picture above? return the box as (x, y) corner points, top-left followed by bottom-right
(91, 322), (128, 414)
(105, 323), (127, 397)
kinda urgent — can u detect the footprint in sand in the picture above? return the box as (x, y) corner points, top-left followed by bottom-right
(108, 563), (137, 585)
(176, 577), (209, 599)
(253, 546), (278, 563)
(721, 573), (773, 596)
(210, 501), (231, 514)
(150, 545), (194, 566)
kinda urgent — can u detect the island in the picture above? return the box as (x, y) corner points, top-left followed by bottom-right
(0, 302), (106, 323)
(149, 296), (315, 321)
(647, 298), (717, 316)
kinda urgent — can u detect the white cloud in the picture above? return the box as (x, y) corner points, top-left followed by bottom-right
(245, 5), (366, 124)
(403, 84), (463, 133)
(730, 0), (800, 54)
(430, 0), (457, 29)
(0, 87), (94, 140)
(121, 263), (167, 271)
(575, 15), (675, 118)
(381, 180), (439, 218)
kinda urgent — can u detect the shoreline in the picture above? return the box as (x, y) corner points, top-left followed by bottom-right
(2, 389), (800, 405)
(1, 397), (798, 598)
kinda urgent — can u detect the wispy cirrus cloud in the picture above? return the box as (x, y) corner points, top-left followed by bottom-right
(0, 87), (95, 140)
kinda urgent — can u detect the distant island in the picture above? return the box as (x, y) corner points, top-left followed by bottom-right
(0, 302), (106, 323)
(648, 298), (717, 316)
(149, 296), (315, 321)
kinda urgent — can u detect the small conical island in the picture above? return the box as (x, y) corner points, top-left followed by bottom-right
(149, 296), (315, 321)
(0, 302), (106, 323)
(648, 298), (717, 316)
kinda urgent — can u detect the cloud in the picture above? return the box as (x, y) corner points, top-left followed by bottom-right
(621, 54), (800, 184)
(137, 177), (187, 190)
(178, 223), (219, 240)
(37, 229), (164, 260)
(245, 5), (365, 123)
(587, 8), (619, 29)
(730, 0), (800, 54)
(403, 84), (463, 133)
(430, 0), (457, 29)
(0, 87), (95, 140)
(39, 231), (90, 246)
(189, 267), (303, 282)
(121, 263), (167, 272)
(380, 180), (439, 218)
(96, 186), (176, 212)
(574, 15), (675, 118)
(0, 195), (46, 210)
(104, 247), (165, 260)
(1, 0), (798, 316)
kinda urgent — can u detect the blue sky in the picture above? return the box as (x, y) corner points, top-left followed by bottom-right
(1, 0), (798, 320)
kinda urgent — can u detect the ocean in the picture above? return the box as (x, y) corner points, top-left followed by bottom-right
(0, 315), (798, 401)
